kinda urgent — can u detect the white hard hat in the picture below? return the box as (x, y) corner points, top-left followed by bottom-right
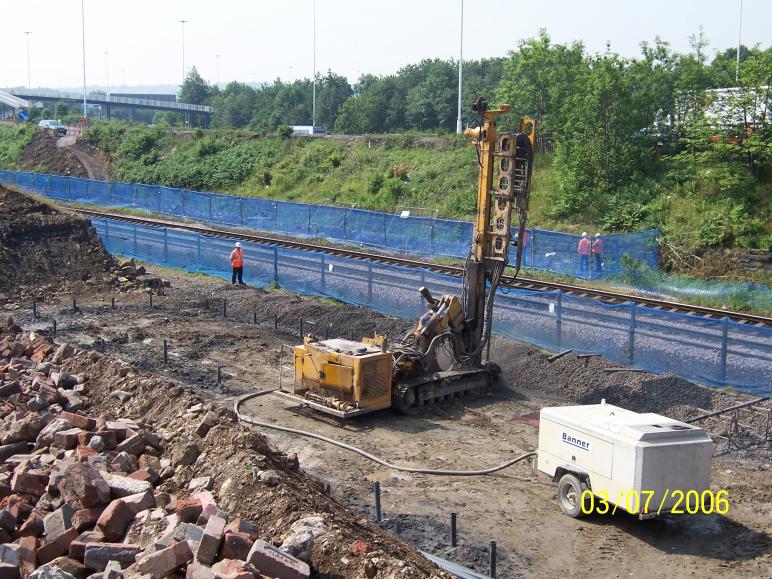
(595, 232), (601, 237)
(581, 232), (588, 237)
(235, 242), (241, 248)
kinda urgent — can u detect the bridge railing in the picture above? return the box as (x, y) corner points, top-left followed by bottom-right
(11, 91), (212, 113)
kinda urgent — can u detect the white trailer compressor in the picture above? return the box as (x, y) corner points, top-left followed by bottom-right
(537, 402), (713, 518)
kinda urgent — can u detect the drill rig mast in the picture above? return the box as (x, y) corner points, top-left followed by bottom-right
(461, 97), (535, 364)
(283, 99), (535, 417)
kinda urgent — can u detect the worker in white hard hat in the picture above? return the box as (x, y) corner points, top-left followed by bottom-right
(592, 233), (604, 276)
(577, 232), (591, 277)
(229, 241), (245, 286)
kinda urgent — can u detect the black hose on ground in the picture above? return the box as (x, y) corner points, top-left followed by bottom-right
(234, 391), (537, 476)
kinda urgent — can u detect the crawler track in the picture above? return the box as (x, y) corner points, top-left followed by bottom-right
(74, 208), (772, 328)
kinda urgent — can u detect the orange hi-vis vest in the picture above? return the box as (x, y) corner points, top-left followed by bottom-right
(592, 238), (604, 254)
(230, 248), (244, 267)
(578, 238), (591, 255)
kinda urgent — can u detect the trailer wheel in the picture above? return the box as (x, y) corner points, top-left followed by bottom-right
(557, 473), (589, 518)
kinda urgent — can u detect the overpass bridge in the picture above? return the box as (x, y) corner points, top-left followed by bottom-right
(11, 91), (213, 126)
(0, 90), (29, 113)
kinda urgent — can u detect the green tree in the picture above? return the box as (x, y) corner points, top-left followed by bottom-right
(497, 31), (586, 135)
(552, 54), (650, 218)
(54, 102), (69, 118)
(179, 67), (212, 105)
(316, 71), (353, 128)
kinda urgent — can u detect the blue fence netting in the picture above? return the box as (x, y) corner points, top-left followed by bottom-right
(0, 170), (659, 280)
(91, 217), (771, 396)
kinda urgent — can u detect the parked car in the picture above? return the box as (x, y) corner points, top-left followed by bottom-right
(38, 119), (67, 136)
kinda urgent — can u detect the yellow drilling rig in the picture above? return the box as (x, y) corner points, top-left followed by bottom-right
(279, 98), (535, 417)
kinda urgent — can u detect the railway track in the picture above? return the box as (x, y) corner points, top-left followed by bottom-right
(74, 207), (772, 328)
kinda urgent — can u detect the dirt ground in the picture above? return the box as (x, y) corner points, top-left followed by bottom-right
(0, 186), (116, 301)
(6, 261), (770, 579)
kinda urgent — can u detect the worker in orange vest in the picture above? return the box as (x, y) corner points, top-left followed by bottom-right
(592, 233), (604, 276)
(577, 232), (591, 277)
(230, 242), (245, 286)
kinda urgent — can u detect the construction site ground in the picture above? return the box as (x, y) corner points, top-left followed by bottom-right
(6, 259), (770, 579)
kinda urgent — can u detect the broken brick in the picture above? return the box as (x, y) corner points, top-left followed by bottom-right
(175, 499), (202, 524)
(136, 540), (193, 577)
(83, 543), (141, 571)
(219, 531), (252, 561)
(36, 526), (78, 565)
(195, 515), (226, 564)
(59, 413), (96, 431)
(246, 539), (310, 579)
(95, 499), (134, 542)
(68, 531), (103, 561)
(71, 507), (104, 532)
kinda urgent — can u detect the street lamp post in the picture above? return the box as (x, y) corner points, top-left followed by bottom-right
(24, 32), (31, 90)
(312, 0), (316, 128)
(81, 0), (87, 117)
(456, 0), (464, 134)
(179, 19), (188, 82)
(736, 0), (743, 83)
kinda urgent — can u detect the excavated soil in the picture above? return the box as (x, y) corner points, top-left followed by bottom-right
(7, 262), (770, 579)
(0, 186), (116, 301)
(20, 132), (89, 178)
(19, 131), (109, 180)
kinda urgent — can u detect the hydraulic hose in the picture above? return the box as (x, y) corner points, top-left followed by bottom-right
(234, 391), (537, 477)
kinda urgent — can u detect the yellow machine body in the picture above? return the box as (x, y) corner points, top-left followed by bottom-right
(291, 337), (393, 416)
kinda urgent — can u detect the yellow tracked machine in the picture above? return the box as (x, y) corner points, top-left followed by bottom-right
(279, 98), (535, 417)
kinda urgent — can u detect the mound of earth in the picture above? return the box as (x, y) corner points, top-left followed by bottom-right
(19, 131), (109, 180)
(492, 339), (759, 420)
(0, 186), (116, 300)
(19, 131), (89, 177)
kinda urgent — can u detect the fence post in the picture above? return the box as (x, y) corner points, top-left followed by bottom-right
(273, 202), (278, 232)
(208, 194), (213, 221)
(367, 260), (373, 304)
(628, 304), (637, 363)
(196, 235), (202, 265)
(273, 245), (279, 283)
(430, 221), (435, 255)
(343, 211), (348, 240)
(67, 176), (71, 198)
(307, 206), (312, 236)
(320, 254), (326, 290)
(719, 317), (729, 383)
(239, 197), (244, 226)
(383, 215), (388, 247)
(163, 228), (169, 263)
(555, 291), (562, 347)
(104, 219), (109, 247)
(108, 181), (113, 205)
(419, 271), (426, 310)
(133, 184), (137, 208)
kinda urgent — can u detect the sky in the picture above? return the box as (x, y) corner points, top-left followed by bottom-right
(2, 0), (770, 91)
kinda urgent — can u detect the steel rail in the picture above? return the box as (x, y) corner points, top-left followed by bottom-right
(74, 207), (772, 327)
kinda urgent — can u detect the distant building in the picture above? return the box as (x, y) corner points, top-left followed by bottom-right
(291, 125), (327, 136)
